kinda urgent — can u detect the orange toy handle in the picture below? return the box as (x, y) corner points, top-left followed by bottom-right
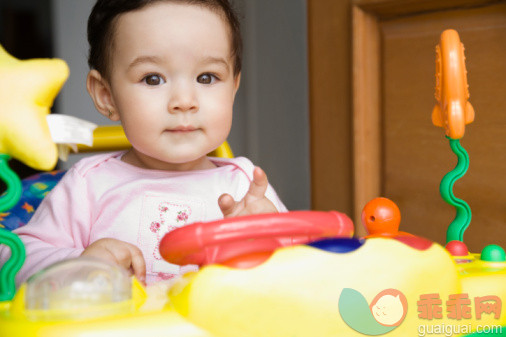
(432, 29), (474, 139)
(159, 211), (354, 268)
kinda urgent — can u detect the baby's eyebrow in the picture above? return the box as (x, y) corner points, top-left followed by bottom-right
(201, 56), (229, 68)
(127, 55), (163, 70)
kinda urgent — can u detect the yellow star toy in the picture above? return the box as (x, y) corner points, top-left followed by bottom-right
(0, 45), (69, 171)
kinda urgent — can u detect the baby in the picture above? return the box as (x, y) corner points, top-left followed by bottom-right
(3, 0), (286, 286)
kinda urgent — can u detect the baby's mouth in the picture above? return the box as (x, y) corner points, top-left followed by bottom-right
(168, 126), (198, 132)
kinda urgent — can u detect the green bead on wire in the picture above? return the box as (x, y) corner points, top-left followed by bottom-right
(440, 137), (472, 243)
(0, 154), (25, 301)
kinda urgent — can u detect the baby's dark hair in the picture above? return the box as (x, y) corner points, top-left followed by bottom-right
(87, 0), (242, 80)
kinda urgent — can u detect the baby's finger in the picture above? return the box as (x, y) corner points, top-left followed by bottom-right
(129, 246), (146, 284)
(246, 167), (269, 200)
(218, 193), (238, 217)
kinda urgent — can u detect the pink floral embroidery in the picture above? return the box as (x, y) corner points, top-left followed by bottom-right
(150, 222), (161, 233)
(150, 202), (192, 261)
(177, 211), (189, 222)
(157, 272), (175, 281)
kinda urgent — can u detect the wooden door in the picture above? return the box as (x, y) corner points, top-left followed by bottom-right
(307, 0), (354, 216)
(309, 0), (506, 251)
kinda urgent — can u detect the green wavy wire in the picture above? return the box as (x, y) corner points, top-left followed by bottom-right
(440, 137), (472, 243)
(0, 154), (25, 301)
(0, 154), (22, 212)
(0, 230), (25, 301)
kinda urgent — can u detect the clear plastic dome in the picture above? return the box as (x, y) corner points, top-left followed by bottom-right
(24, 257), (132, 321)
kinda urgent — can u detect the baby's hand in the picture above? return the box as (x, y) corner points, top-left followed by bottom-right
(81, 238), (146, 284)
(219, 166), (278, 218)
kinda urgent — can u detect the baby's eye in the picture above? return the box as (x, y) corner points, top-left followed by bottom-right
(197, 73), (217, 84)
(143, 74), (165, 86)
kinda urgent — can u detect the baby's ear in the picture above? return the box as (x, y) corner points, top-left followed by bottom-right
(86, 69), (119, 121)
(233, 72), (241, 94)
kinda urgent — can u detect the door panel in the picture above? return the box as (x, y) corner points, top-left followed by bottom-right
(308, 0), (353, 214)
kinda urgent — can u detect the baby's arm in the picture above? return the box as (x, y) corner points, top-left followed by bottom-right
(81, 238), (146, 284)
(0, 168), (91, 286)
(3, 229), (84, 286)
(219, 166), (279, 217)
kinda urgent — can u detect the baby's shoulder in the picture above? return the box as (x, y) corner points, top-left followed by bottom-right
(71, 151), (125, 177)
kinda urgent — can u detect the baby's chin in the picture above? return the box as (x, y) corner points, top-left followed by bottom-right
(124, 148), (217, 171)
(157, 154), (217, 171)
(159, 144), (222, 163)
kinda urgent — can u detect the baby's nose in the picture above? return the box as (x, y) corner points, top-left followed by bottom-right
(168, 83), (198, 113)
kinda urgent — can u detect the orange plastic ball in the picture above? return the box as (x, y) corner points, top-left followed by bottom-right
(361, 197), (401, 236)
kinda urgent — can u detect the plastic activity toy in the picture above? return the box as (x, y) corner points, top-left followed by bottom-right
(433, 29), (474, 243)
(0, 45), (69, 171)
(432, 29), (475, 140)
(1, 29), (506, 336)
(160, 211), (354, 268)
(0, 44), (68, 306)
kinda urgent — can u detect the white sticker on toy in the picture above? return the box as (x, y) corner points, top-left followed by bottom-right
(47, 114), (97, 146)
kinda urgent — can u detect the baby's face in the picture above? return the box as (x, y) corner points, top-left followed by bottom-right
(108, 2), (239, 170)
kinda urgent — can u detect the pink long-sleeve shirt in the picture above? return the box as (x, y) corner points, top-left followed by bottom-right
(1, 152), (286, 286)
